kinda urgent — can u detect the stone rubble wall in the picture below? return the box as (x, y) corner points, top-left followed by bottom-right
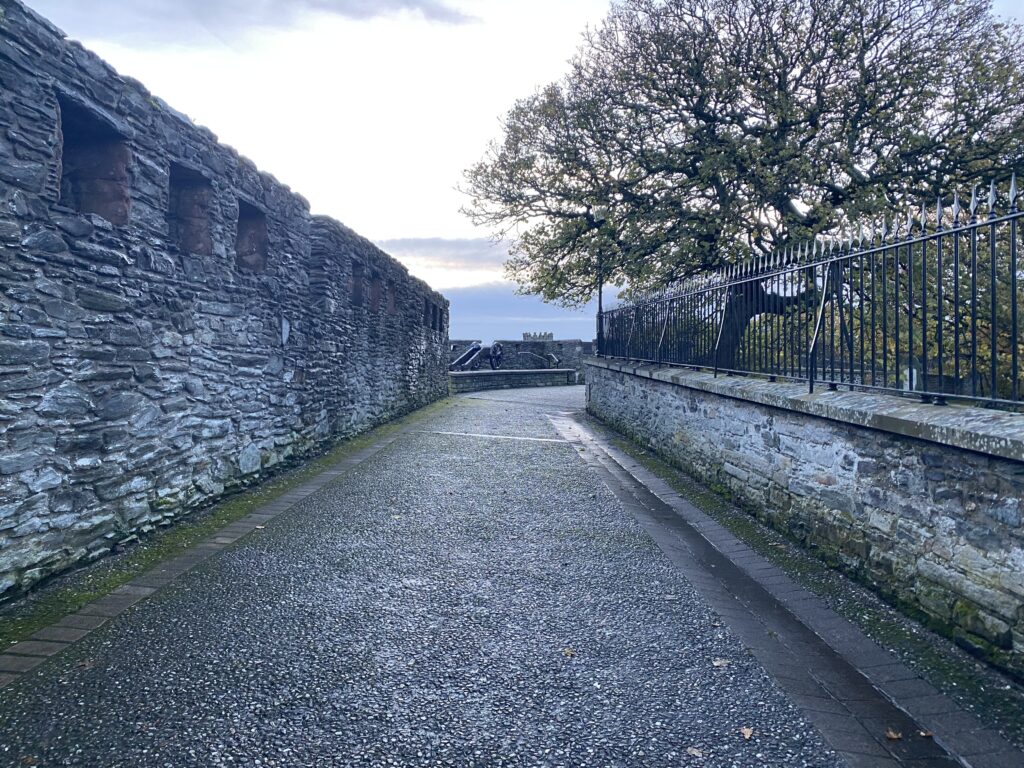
(449, 368), (577, 393)
(0, 1), (449, 598)
(586, 358), (1024, 678)
(448, 338), (594, 379)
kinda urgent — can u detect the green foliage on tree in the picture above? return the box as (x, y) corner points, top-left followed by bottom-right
(463, 0), (1024, 307)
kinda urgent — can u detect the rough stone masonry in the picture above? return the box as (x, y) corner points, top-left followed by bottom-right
(0, 1), (450, 598)
(586, 358), (1024, 678)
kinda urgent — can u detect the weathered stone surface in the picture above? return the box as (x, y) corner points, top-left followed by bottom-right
(0, 0), (449, 600)
(0, 340), (49, 365)
(76, 286), (129, 313)
(0, 157), (46, 191)
(586, 358), (1024, 677)
(21, 229), (67, 253)
(237, 443), (261, 475)
(0, 453), (43, 475)
(96, 393), (145, 421)
(36, 381), (93, 418)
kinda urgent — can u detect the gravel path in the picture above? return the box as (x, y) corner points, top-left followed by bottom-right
(0, 387), (840, 767)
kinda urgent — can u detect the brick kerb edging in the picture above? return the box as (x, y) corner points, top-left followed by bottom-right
(585, 356), (1024, 463)
(0, 427), (410, 690)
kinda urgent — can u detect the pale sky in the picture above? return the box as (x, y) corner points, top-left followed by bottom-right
(25, 0), (1024, 341)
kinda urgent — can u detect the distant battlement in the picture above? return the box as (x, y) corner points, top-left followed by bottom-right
(522, 332), (555, 341)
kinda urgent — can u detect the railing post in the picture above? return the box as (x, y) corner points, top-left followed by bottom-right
(808, 262), (833, 395)
(712, 287), (730, 377)
(595, 246), (605, 356)
(656, 299), (670, 364)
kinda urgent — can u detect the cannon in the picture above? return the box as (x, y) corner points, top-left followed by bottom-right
(449, 342), (504, 371)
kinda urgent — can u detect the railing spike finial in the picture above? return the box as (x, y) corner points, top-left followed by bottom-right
(880, 218), (888, 242)
(906, 207), (914, 237)
(952, 190), (961, 224)
(936, 196), (943, 230)
(1011, 172), (1019, 211)
(919, 200), (927, 232)
(970, 183), (979, 218)
(846, 229), (854, 252)
(988, 178), (997, 214)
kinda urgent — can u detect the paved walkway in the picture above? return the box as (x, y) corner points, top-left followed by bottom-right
(0, 388), (1018, 767)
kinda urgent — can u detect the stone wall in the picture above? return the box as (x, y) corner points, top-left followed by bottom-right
(586, 357), (1024, 677)
(450, 368), (577, 393)
(448, 338), (593, 379)
(0, 1), (449, 598)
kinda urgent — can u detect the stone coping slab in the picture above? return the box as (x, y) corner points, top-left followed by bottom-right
(585, 356), (1024, 463)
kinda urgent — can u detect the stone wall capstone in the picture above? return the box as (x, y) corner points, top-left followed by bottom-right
(0, 0), (450, 598)
(586, 357), (1024, 678)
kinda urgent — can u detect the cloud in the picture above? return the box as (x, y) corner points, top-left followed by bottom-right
(376, 237), (510, 290)
(29, 0), (473, 45)
(377, 237), (508, 271)
(443, 281), (603, 343)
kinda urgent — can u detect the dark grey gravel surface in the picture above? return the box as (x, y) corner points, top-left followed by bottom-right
(0, 387), (840, 767)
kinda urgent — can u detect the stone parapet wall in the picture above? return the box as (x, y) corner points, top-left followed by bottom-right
(448, 339), (594, 379)
(498, 339), (593, 378)
(0, 1), (449, 597)
(450, 369), (577, 393)
(586, 357), (1024, 677)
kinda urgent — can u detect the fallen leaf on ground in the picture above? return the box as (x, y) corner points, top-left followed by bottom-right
(562, 647), (577, 658)
(885, 728), (903, 741)
(712, 658), (731, 668)
(255, 525), (265, 530)
(918, 730), (934, 738)
(740, 727), (754, 740)
(686, 747), (703, 757)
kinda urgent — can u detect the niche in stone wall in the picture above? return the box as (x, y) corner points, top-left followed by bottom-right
(351, 261), (365, 306)
(370, 271), (383, 312)
(423, 298), (431, 327)
(235, 200), (268, 272)
(56, 94), (132, 224)
(167, 164), (213, 256)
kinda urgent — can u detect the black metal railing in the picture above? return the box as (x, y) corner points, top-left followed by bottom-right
(598, 177), (1024, 410)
